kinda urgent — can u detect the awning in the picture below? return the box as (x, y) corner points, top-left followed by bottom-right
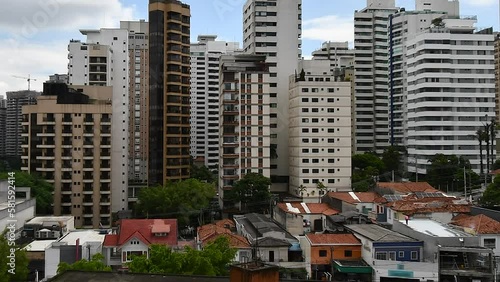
(332, 260), (372, 274)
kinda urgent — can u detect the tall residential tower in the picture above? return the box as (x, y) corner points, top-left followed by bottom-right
(149, 0), (191, 185)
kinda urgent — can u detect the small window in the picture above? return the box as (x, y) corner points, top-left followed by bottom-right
(319, 250), (327, 257)
(344, 250), (352, 257)
(376, 252), (387, 260)
(389, 251), (396, 260)
(398, 251), (404, 258)
(484, 238), (496, 249)
(411, 251), (418, 260)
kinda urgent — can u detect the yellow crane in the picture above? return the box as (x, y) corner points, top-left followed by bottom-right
(12, 74), (37, 91)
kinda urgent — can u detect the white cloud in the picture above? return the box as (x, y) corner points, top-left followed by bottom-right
(0, 0), (136, 39)
(302, 15), (354, 46)
(0, 39), (68, 95)
(460, 0), (496, 6)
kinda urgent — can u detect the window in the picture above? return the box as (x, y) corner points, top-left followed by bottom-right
(319, 250), (327, 257)
(376, 252), (387, 260)
(484, 238), (496, 249)
(398, 251), (404, 258)
(389, 251), (396, 260)
(411, 251), (418, 260)
(123, 251), (146, 262)
(302, 169), (309, 173)
(344, 250), (352, 257)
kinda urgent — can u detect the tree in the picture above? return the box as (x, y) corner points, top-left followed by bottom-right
(128, 236), (237, 276)
(352, 152), (385, 172)
(57, 253), (111, 274)
(296, 184), (307, 197)
(0, 171), (53, 215)
(134, 179), (216, 225)
(475, 129), (487, 176)
(0, 230), (29, 282)
(316, 182), (327, 203)
(225, 173), (271, 213)
(431, 17), (445, 27)
(381, 146), (402, 176)
(480, 175), (500, 207)
(426, 154), (471, 191)
(190, 164), (216, 184)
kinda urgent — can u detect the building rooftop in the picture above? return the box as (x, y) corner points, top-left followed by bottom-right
(203, 233), (250, 249)
(234, 213), (297, 242)
(377, 182), (439, 194)
(306, 233), (361, 245)
(104, 219), (178, 247)
(57, 230), (107, 245)
(345, 224), (418, 242)
(23, 240), (57, 252)
(197, 224), (232, 241)
(25, 216), (73, 225)
(255, 237), (291, 247)
(326, 192), (386, 204)
(215, 219), (236, 229)
(387, 196), (470, 215)
(450, 214), (500, 235)
(402, 219), (471, 237)
(276, 202), (339, 216)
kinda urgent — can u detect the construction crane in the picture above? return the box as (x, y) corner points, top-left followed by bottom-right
(12, 74), (37, 91)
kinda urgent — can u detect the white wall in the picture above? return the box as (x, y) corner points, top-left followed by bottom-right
(44, 244), (60, 280)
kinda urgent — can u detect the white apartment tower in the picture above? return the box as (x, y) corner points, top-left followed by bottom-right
(311, 41), (355, 76)
(289, 60), (352, 202)
(190, 35), (240, 170)
(218, 54), (271, 210)
(405, 19), (496, 174)
(243, 0), (302, 190)
(68, 28), (129, 213)
(120, 20), (149, 204)
(389, 0), (458, 148)
(354, 0), (398, 154)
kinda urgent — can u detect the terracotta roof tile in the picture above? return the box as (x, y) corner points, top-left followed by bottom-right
(215, 219), (235, 229)
(203, 233), (250, 248)
(387, 197), (470, 215)
(377, 182), (439, 194)
(306, 233), (361, 245)
(451, 214), (500, 234)
(326, 192), (386, 204)
(103, 219), (178, 247)
(276, 202), (339, 216)
(197, 224), (231, 241)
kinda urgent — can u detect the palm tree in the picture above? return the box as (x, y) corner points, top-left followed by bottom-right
(316, 182), (327, 203)
(297, 184), (307, 197)
(475, 129), (487, 177)
(490, 119), (497, 172)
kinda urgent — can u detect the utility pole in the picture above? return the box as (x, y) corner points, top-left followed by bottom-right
(392, 170), (395, 182)
(464, 166), (467, 200)
(415, 158), (418, 182)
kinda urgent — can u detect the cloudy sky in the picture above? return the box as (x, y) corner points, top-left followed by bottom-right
(0, 0), (498, 97)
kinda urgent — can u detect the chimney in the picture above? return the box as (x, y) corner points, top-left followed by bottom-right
(230, 261), (279, 282)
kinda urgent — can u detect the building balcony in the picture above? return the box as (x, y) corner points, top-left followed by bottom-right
(36, 156), (55, 160)
(100, 179), (111, 183)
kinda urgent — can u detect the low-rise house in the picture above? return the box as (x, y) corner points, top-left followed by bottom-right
(22, 216), (75, 240)
(300, 233), (368, 281)
(393, 218), (495, 282)
(197, 221), (252, 263)
(345, 224), (432, 282)
(102, 219), (178, 268)
(376, 182), (440, 195)
(450, 214), (500, 256)
(233, 213), (306, 273)
(385, 194), (469, 225)
(23, 240), (56, 281)
(273, 202), (339, 235)
(324, 192), (385, 214)
(45, 230), (106, 280)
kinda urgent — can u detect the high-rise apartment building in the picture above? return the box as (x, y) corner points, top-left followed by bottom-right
(354, 0), (398, 154)
(68, 28), (129, 213)
(218, 54), (271, 209)
(243, 0), (302, 191)
(149, 0), (191, 185)
(0, 96), (6, 159)
(403, 18), (495, 174)
(388, 0), (458, 148)
(22, 83), (113, 228)
(190, 35), (240, 169)
(120, 20), (150, 204)
(311, 41), (354, 76)
(495, 34), (500, 123)
(6, 90), (40, 159)
(289, 60), (352, 202)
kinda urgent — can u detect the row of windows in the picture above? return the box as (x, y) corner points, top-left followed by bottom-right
(302, 168), (338, 174)
(302, 148), (339, 154)
(302, 158), (337, 163)
(302, 118), (339, 123)
(302, 108), (338, 113)
(375, 251), (418, 261)
(301, 88), (338, 93)
(302, 97), (338, 103)
(302, 138), (337, 143)
(303, 179), (337, 184)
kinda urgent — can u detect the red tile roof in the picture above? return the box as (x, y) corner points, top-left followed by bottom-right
(326, 192), (386, 204)
(387, 197), (470, 215)
(306, 233), (361, 245)
(276, 202), (339, 216)
(377, 182), (439, 194)
(103, 219), (178, 247)
(451, 214), (500, 234)
(489, 169), (500, 175)
(197, 224), (231, 241)
(203, 233), (251, 249)
(215, 219), (236, 229)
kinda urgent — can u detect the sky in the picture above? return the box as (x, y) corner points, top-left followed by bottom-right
(0, 0), (498, 97)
